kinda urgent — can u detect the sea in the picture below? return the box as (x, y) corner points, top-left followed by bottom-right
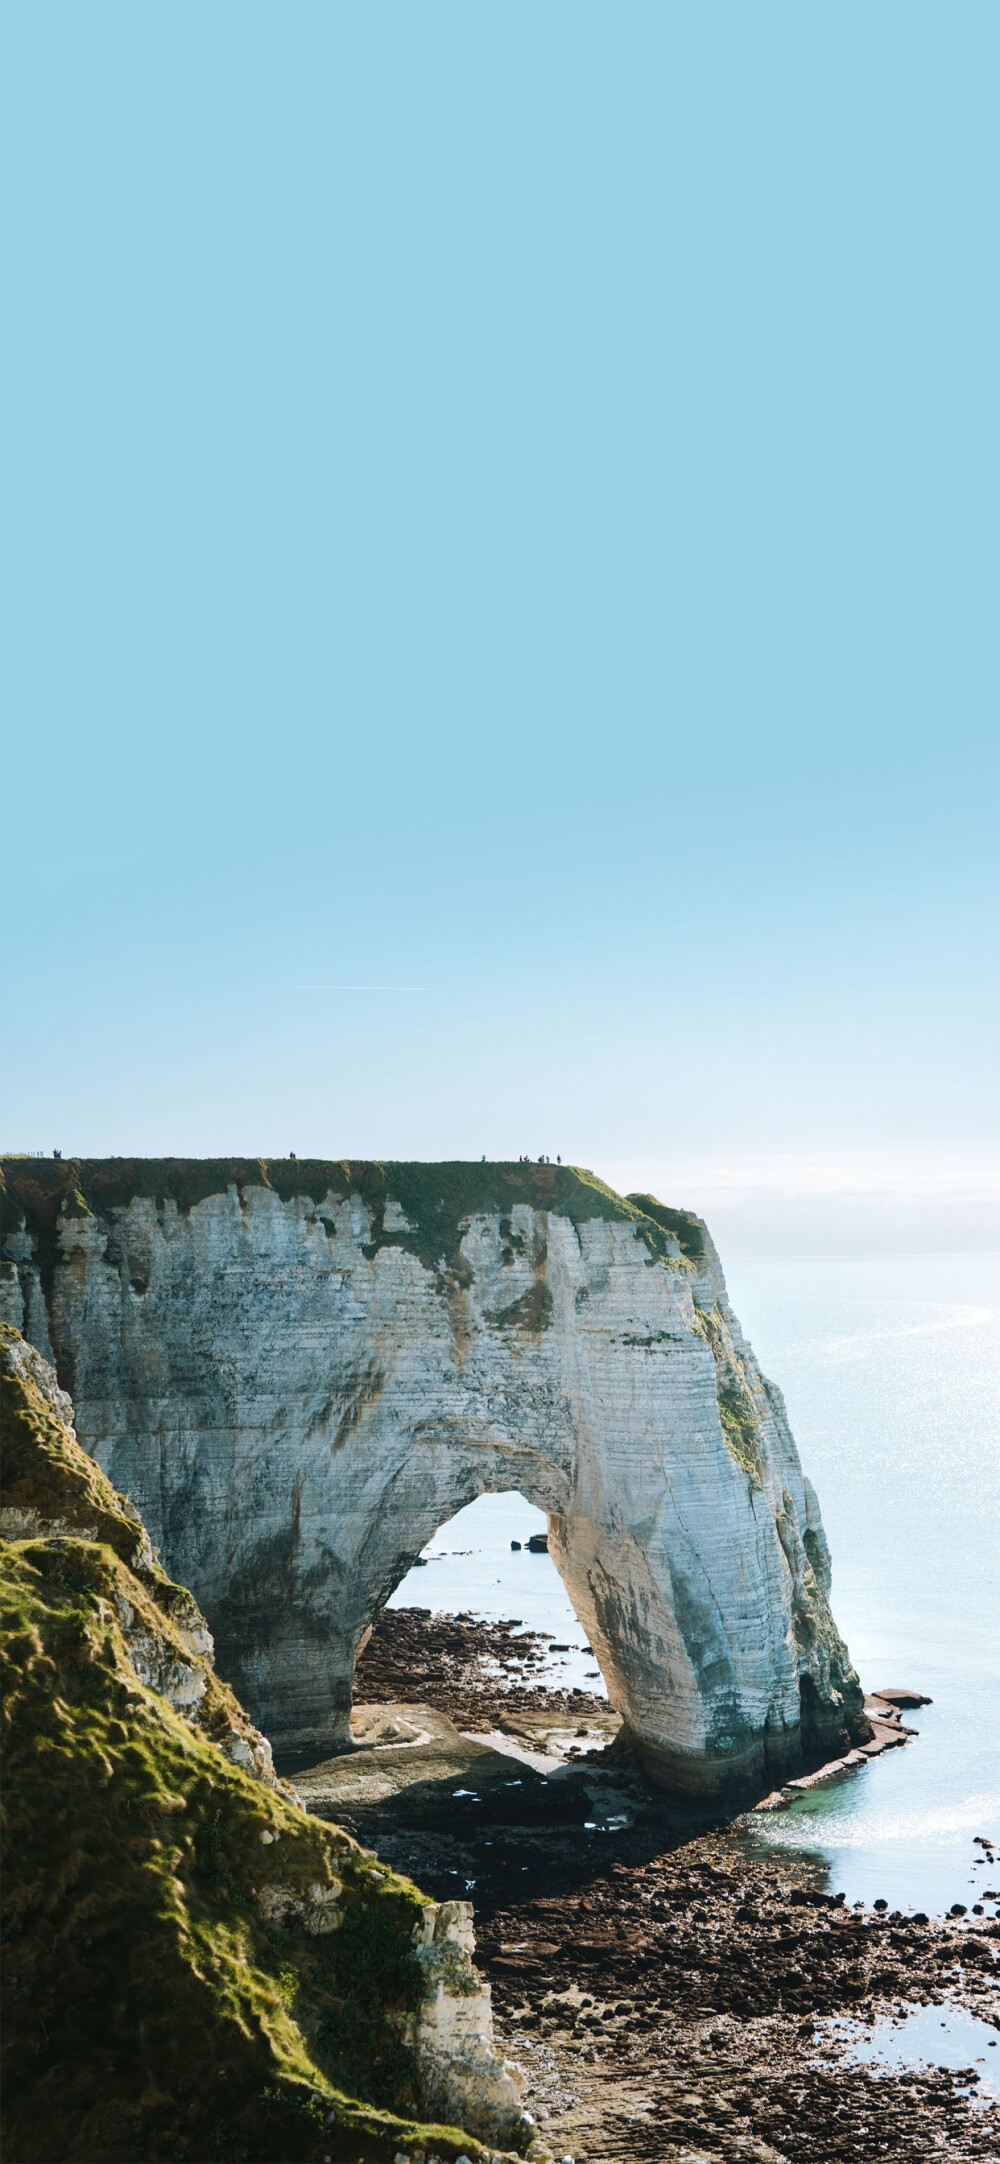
(388, 1252), (1000, 1919)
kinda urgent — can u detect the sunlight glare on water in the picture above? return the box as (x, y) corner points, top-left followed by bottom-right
(729, 1253), (1000, 1915)
(821, 2002), (1000, 2099)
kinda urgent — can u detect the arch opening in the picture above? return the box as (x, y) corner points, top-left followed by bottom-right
(375, 1489), (609, 1708)
(341, 1489), (624, 1794)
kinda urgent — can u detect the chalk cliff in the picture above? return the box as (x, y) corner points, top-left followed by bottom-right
(0, 1158), (867, 1801)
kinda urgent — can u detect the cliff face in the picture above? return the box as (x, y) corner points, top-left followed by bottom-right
(0, 1323), (526, 2164)
(0, 1158), (867, 1801)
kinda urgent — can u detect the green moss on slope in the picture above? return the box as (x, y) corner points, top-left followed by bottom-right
(625, 1193), (706, 1261)
(0, 1335), (148, 1565)
(692, 1305), (767, 1488)
(0, 1330), (502, 2164)
(0, 1332), (300, 1776)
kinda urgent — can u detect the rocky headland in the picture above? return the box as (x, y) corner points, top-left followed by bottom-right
(3, 1158), (997, 2161)
(0, 1156), (867, 1801)
(3, 1338), (998, 2161)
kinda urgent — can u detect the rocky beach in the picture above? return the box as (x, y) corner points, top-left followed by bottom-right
(308, 1607), (1000, 2162)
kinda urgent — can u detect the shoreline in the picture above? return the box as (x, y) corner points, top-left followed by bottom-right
(294, 1608), (1000, 2161)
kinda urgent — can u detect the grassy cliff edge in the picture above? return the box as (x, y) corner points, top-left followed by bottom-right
(0, 1156), (693, 1290)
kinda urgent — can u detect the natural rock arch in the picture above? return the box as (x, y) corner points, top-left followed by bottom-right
(0, 1157), (868, 1801)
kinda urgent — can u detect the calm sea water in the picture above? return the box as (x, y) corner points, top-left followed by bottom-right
(389, 1253), (1000, 1916)
(729, 1253), (1000, 1917)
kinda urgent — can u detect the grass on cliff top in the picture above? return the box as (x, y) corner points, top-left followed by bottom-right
(0, 1334), (500, 2164)
(1, 1155), (698, 1280)
(625, 1193), (706, 1261)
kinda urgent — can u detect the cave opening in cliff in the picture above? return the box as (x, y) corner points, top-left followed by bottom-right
(366, 1488), (609, 1710)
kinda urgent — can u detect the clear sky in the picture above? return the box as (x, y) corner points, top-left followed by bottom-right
(4, 5), (997, 1251)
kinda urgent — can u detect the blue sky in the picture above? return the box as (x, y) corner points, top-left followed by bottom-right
(4, 5), (997, 1249)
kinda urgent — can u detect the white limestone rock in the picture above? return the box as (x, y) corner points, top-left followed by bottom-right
(409, 1900), (526, 2146)
(0, 1160), (867, 1799)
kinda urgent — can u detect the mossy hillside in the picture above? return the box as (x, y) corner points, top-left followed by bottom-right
(0, 1327), (149, 1565)
(0, 1329), (288, 1774)
(1, 1155), (693, 1285)
(1, 1544), (488, 2164)
(0, 1340), (504, 2164)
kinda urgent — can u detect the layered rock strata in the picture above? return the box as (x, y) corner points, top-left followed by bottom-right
(0, 1158), (868, 1800)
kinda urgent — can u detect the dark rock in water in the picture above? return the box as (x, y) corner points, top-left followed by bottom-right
(511, 1539), (522, 1549)
(873, 1685), (932, 1706)
(461, 1817), (999, 2161)
(527, 1533), (549, 1553)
